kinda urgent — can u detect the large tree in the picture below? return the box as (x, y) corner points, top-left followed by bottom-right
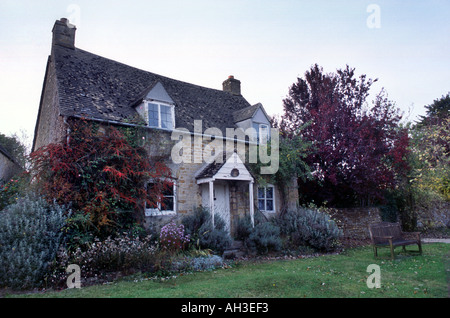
(417, 92), (450, 127)
(279, 64), (410, 206)
(411, 92), (450, 202)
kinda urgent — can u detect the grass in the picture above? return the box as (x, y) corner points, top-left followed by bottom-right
(7, 243), (450, 298)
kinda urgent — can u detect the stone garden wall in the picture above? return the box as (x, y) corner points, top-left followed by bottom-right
(329, 207), (382, 246)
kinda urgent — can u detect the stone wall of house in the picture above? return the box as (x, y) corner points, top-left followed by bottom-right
(145, 131), (204, 215)
(143, 132), (205, 229)
(141, 132), (292, 234)
(230, 182), (250, 234)
(33, 57), (67, 151)
(176, 134), (204, 214)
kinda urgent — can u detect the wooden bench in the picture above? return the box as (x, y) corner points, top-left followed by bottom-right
(369, 222), (422, 259)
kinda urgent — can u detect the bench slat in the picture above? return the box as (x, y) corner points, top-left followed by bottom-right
(368, 222), (422, 259)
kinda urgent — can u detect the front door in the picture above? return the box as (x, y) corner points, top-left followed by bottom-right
(201, 182), (230, 233)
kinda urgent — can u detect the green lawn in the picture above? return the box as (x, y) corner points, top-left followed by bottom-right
(9, 243), (450, 298)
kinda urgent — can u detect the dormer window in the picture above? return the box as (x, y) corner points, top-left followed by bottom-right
(233, 103), (272, 145)
(252, 122), (270, 144)
(134, 82), (176, 130)
(147, 101), (174, 130)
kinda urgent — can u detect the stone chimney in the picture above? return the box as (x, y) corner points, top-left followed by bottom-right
(222, 75), (241, 96)
(52, 18), (76, 49)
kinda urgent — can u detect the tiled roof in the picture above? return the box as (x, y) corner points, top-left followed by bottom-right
(195, 152), (231, 179)
(232, 103), (262, 123)
(52, 45), (253, 132)
(194, 151), (255, 180)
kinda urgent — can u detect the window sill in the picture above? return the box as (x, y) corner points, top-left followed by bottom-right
(145, 210), (176, 217)
(147, 126), (174, 132)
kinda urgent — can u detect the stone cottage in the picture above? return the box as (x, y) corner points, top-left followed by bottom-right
(32, 18), (298, 235)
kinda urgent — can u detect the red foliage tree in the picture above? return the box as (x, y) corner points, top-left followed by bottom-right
(30, 119), (172, 236)
(279, 64), (410, 206)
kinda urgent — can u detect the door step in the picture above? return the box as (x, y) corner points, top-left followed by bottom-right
(222, 240), (246, 259)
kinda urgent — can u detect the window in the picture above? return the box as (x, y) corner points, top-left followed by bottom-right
(148, 103), (159, 127)
(257, 184), (275, 212)
(252, 122), (270, 144)
(145, 181), (176, 216)
(259, 124), (269, 144)
(146, 101), (174, 130)
(160, 105), (173, 129)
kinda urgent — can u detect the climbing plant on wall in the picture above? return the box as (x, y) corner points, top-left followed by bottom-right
(30, 119), (172, 239)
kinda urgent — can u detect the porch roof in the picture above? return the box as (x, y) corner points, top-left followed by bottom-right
(195, 152), (254, 184)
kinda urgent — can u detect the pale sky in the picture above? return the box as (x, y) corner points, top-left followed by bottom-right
(1, 0), (449, 149)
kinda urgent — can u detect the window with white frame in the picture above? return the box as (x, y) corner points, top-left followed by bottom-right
(146, 101), (175, 130)
(252, 122), (270, 144)
(145, 181), (176, 216)
(257, 184), (275, 212)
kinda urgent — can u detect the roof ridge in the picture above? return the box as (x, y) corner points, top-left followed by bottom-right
(51, 45), (253, 132)
(70, 47), (237, 96)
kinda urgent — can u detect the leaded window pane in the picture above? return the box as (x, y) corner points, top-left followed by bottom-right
(260, 124), (269, 144)
(266, 187), (273, 199)
(258, 199), (265, 210)
(160, 105), (173, 129)
(162, 196), (174, 211)
(258, 187), (265, 199)
(266, 199), (273, 211)
(148, 103), (159, 127)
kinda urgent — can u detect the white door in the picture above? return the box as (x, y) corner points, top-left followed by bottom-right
(201, 182), (230, 233)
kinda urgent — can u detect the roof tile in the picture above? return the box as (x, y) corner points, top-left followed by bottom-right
(53, 45), (252, 133)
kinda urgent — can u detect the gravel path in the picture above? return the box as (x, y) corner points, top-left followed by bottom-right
(422, 238), (450, 243)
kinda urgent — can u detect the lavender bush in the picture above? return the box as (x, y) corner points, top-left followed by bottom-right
(181, 207), (232, 254)
(276, 207), (342, 252)
(170, 255), (225, 273)
(0, 194), (68, 290)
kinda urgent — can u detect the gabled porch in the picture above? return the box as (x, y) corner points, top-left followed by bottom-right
(195, 152), (254, 236)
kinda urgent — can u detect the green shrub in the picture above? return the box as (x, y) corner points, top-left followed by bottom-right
(0, 194), (68, 289)
(64, 211), (148, 253)
(182, 207), (232, 254)
(379, 190), (400, 223)
(64, 212), (95, 252)
(277, 207), (342, 252)
(0, 172), (30, 211)
(236, 214), (283, 255)
(235, 214), (254, 241)
(245, 222), (282, 255)
(379, 204), (398, 223)
(198, 223), (232, 254)
(182, 206), (211, 236)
